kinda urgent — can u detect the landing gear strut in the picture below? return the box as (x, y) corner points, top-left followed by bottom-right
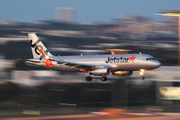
(101, 76), (107, 81)
(140, 69), (145, 80)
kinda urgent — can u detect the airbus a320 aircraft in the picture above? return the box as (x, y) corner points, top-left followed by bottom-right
(25, 33), (161, 81)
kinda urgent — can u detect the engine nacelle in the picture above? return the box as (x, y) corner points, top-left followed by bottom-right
(89, 67), (110, 76)
(112, 71), (133, 76)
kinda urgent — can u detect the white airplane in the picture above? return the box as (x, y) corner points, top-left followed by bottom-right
(25, 33), (161, 81)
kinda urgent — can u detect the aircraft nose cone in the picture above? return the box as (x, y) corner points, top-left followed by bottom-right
(152, 60), (161, 68)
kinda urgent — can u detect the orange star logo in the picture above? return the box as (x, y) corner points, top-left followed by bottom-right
(42, 60), (55, 69)
(129, 56), (136, 63)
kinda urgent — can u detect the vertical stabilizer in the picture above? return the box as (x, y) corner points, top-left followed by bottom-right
(28, 33), (52, 59)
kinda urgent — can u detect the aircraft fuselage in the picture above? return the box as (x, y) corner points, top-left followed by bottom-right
(26, 53), (161, 72)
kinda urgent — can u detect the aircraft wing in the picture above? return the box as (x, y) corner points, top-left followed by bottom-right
(37, 46), (97, 70)
(52, 59), (96, 71)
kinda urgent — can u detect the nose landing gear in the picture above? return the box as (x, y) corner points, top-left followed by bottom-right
(140, 69), (145, 80)
(140, 76), (145, 80)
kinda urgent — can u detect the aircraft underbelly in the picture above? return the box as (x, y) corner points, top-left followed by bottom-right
(54, 65), (80, 72)
(40, 62), (141, 71)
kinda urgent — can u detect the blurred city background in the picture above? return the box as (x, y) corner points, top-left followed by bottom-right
(0, 0), (180, 119)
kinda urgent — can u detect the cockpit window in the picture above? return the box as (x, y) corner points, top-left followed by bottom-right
(146, 58), (155, 60)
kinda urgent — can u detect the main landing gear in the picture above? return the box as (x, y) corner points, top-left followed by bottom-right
(140, 69), (145, 80)
(86, 73), (108, 81)
(86, 73), (92, 81)
(86, 76), (92, 81)
(101, 76), (107, 81)
(86, 76), (108, 81)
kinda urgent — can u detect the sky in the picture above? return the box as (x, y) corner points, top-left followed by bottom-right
(0, 0), (180, 23)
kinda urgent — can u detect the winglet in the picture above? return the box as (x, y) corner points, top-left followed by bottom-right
(110, 50), (114, 55)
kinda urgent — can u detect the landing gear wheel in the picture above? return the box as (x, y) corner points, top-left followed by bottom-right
(140, 76), (145, 80)
(86, 76), (92, 81)
(101, 77), (107, 81)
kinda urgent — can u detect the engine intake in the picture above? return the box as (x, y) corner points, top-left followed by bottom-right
(89, 67), (110, 76)
(112, 71), (133, 76)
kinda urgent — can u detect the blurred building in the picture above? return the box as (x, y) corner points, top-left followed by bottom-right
(128, 66), (180, 105)
(56, 7), (75, 22)
(10, 70), (59, 87)
(119, 14), (177, 39)
(0, 19), (15, 25)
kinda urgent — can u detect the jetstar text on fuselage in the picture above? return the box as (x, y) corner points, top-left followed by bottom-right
(105, 56), (136, 63)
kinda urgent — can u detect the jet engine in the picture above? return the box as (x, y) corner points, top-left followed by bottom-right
(112, 71), (133, 76)
(89, 67), (110, 76)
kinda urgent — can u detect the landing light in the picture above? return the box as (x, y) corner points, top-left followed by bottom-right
(140, 72), (144, 75)
(140, 69), (144, 75)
